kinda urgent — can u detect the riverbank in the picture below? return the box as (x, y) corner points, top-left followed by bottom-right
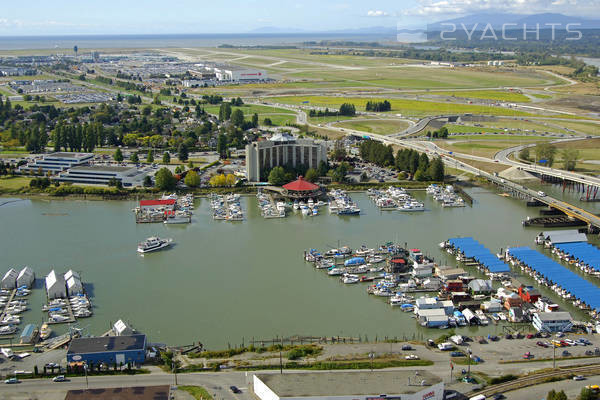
(0, 178), (441, 200)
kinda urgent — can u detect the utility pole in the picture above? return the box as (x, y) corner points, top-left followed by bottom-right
(369, 351), (375, 372)
(467, 348), (472, 377)
(553, 341), (556, 369)
(83, 362), (88, 389)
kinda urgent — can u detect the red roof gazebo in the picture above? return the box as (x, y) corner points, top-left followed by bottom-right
(282, 176), (321, 199)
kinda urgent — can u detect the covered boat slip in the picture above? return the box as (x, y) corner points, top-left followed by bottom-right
(448, 237), (510, 273)
(554, 242), (600, 271)
(507, 247), (600, 311)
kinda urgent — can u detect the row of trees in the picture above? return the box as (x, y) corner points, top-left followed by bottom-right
(359, 140), (395, 167)
(52, 122), (105, 153)
(308, 103), (356, 118)
(426, 127), (449, 139)
(520, 142), (581, 171)
(365, 100), (391, 112)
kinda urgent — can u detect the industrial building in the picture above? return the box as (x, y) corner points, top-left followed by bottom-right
(19, 152), (94, 175)
(67, 334), (147, 366)
(56, 165), (147, 187)
(65, 270), (83, 296)
(245, 133), (327, 182)
(253, 370), (444, 400)
(65, 385), (170, 400)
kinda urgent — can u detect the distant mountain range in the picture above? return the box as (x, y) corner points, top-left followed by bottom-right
(249, 13), (600, 35)
(427, 13), (600, 30)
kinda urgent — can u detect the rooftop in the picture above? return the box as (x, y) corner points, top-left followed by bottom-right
(65, 385), (169, 400)
(535, 311), (573, 321)
(68, 334), (146, 354)
(69, 165), (134, 173)
(255, 370), (441, 396)
(46, 152), (94, 159)
(283, 176), (319, 192)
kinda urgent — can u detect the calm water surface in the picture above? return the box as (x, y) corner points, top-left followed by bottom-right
(0, 185), (598, 348)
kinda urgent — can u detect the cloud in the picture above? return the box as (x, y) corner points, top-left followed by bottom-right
(403, 0), (598, 18)
(367, 10), (390, 17)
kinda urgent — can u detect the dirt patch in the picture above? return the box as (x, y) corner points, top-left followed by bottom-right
(546, 95), (600, 113)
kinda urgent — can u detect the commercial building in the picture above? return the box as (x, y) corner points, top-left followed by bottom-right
(67, 334), (147, 366)
(65, 385), (170, 400)
(56, 166), (147, 187)
(532, 311), (573, 332)
(19, 152), (94, 175)
(139, 199), (176, 212)
(245, 133), (327, 182)
(281, 177), (321, 199)
(253, 370), (444, 400)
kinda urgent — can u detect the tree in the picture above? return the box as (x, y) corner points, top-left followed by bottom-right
(231, 109), (244, 127)
(268, 166), (287, 185)
(263, 117), (273, 126)
(162, 152), (171, 164)
(153, 95), (161, 105)
(428, 157), (445, 182)
(535, 142), (557, 167)
(317, 160), (329, 176)
(130, 152), (139, 163)
(305, 168), (318, 182)
(155, 168), (176, 190)
(518, 147), (530, 161)
(147, 150), (154, 163)
(578, 387), (594, 400)
(184, 170), (200, 187)
(562, 148), (579, 171)
(143, 175), (153, 187)
(178, 143), (189, 162)
(188, 161), (194, 169)
(339, 103), (356, 116)
(219, 103), (232, 121)
(114, 148), (123, 162)
(331, 140), (347, 161)
(217, 134), (227, 158)
(252, 113), (259, 128)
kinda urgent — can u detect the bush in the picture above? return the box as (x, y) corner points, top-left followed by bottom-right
(490, 374), (518, 385)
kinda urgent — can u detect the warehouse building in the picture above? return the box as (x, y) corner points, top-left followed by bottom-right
(532, 311), (573, 332)
(56, 165), (147, 187)
(253, 370), (444, 400)
(19, 152), (94, 175)
(16, 266), (35, 288)
(67, 334), (147, 366)
(211, 65), (267, 82)
(65, 270), (83, 296)
(245, 133), (327, 182)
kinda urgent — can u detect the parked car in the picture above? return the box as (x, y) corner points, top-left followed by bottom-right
(573, 375), (586, 381)
(562, 350), (571, 357)
(451, 351), (466, 357)
(526, 334), (535, 339)
(536, 341), (548, 348)
(401, 344), (412, 351)
(523, 352), (534, 359)
(229, 386), (241, 394)
(586, 350), (595, 356)
(4, 378), (19, 384)
(52, 375), (66, 382)
(405, 354), (420, 360)
(427, 339), (436, 347)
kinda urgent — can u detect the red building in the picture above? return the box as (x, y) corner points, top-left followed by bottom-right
(518, 286), (541, 303)
(139, 199), (176, 211)
(445, 280), (464, 292)
(281, 176), (321, 199)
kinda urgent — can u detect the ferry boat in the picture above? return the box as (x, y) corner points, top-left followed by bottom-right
(137, 237), (173, 254)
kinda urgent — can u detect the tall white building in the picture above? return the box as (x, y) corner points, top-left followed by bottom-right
(245, 133), (327, 182)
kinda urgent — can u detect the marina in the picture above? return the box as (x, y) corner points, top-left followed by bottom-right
(367, 186), (425, 211)
(328, 189), (360, 215)
(1, 187), (599, 348)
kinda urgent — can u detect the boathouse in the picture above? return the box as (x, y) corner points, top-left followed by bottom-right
(1, 268), (18, 289)
(16, 267), (34, 288)
(532, 312), (573, 332)
(281, 176), (321, 199)
(45, 270), (66, 299)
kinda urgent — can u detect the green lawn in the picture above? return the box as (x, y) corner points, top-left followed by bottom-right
(438, 138), (551, 158)
(531, 93), (553, 99)
(255, 114), (297, 126)
(0, 176), (31, 190)
(333, 119), (411, 135)
(268, 96), (540, 118)
(203, 103), (295, 116)
(423, 90), (531, 103)
(177, 386), (213, 400)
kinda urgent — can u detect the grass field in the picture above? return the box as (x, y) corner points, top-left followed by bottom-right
(537, 119), (600, 135)
(202, 103), (297, 126)
(423, 90), (531, 103)
(438, 139), (549, 158)
(551, 138), (600, 172)
(445, 134), (553, 142)
(0, 176), (30, 190)
(177, 386), (213, 400)
(268, 96), (541, 118)
(446, 119), (571, 135)
(454, 156), (511, 174)
(333, 119), (410, 135)
(530, 93), (553, 99)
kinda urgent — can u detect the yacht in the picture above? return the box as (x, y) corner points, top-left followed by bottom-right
(137, 237), (173, 254)
(0, 325), (17, 335)
(341, 274), (360, 284)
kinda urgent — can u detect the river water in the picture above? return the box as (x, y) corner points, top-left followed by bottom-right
(0, 184), (598, 348)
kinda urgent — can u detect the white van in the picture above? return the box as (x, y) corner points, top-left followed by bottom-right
(438, 342), (454, 351)
(469, 394), (485, 400)
(469, 395), (486, 400)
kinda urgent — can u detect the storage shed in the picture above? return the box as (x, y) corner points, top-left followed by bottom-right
(1, 268), (18, 289)
(16, 266), (35, 288)
(45, 270), (66, 299)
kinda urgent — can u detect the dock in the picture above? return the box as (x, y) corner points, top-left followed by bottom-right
(0, 289), (17, 323)
(522, 215), (588, 228)
(46, 297), (76, 325)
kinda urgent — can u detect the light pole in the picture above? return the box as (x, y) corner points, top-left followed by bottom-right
(467, 348), (472, 378)
(83, 362), (88, 389)
(369, 351), (375, 372)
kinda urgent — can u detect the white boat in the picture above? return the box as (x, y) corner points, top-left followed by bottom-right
(137, 237), (173, 253)
(0, 325), (17, 335)
(342, 274), (360, 284)
(164, 211), (191, 224)
(327, 268), (345, 276)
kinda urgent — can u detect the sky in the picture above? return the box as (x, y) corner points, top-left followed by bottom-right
(1, 0), (600, 35)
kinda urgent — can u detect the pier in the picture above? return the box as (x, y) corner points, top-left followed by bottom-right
(0, 289), (17, 323)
